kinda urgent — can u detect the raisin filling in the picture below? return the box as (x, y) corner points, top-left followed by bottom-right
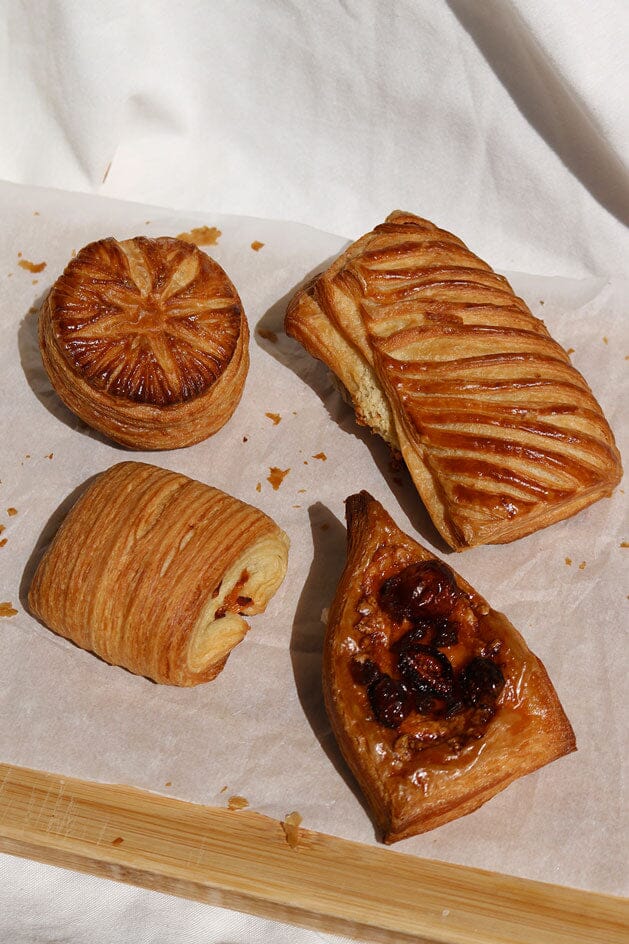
(352, 560), (505, 746)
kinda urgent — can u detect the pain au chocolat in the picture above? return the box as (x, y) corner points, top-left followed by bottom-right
(324, 492), (576, 843)
(28, 462), (289, 685)
(285, 211), (622, 549)
(39, 236), (249, 449)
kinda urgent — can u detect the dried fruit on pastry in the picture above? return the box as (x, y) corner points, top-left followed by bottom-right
(323, 491), (576, 843)
(285, 211), (622, 549)
(28, 462), (289, 685)
(39, 236), (249, 449)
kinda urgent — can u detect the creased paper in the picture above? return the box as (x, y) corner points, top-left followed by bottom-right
(0, 181), (626, 895)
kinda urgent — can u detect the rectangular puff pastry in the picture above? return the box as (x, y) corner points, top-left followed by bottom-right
(28, 462), (289, 685)
(285, 211), (623, 549)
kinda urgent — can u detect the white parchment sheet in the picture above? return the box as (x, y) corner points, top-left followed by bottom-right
(0, 180), (626, 895)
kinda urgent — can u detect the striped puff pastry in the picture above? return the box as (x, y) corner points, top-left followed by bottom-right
(39, 236), (249, 449)
(28, 462), (289, 685)
(285, 211), (622, 549)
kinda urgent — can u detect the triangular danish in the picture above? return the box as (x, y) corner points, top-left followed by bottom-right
(323, 492), (576, 842)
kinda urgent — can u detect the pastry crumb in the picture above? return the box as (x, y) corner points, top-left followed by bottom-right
(0, 525), (4, 534)
(539, 300), (544, 305)
(297, 489), (306, 494)
(18, 258), (46, 273)
(227, 795), (249, 811)
(565, 557), (572, 566)
(620, 542), (629, 548)
(268, 467), (290, 490)
(45, 453), (54, 459)
(578, 561), (587, 570)
(312, 452), (327, 461)
(164, 781), (172, 787)
(111, 837), (124, 846)
(257, 327), (278, 343)
(603, 337), (608, 344)
(242, 436), (248, 443)
(0, 602), (18, 617)
(0, 538), (7, 548)
(281, 811), (302, 850)
(255, 482), (261, 492)
(566, 347), (575, 355)
(265, 412), (281, 425)
(219, 785), (228, 793)
(32, 279), (39, 285)
(251, 241), (264, 251)
(176, 226), (221, 246)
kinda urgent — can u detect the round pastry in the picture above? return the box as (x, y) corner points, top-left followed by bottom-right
(38, 236), (249, 449)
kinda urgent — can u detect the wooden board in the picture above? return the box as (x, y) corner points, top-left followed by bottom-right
(0, 762), (626, 944)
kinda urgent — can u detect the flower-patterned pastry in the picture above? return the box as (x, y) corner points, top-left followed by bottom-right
(285, 211), (622, 548)
(39, 236), (249, 449)
(323, 491), (576, 842)
(28, 462), (289, 685)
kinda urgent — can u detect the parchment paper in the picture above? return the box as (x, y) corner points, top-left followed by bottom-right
(0, 180), (626, 895)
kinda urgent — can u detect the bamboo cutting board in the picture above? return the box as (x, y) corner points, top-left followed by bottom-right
(0, 762), (626, 944)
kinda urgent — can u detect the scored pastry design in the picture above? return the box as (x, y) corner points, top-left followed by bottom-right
(323, 492), (576, 842)
(39, 236), (249, 449)
(28, 462), (289, 685)
(285, 211), (622, 549)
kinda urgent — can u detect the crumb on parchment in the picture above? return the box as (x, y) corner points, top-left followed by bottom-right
(176, 226), (221, 246)
(0, 602), (18, 617)
(312, 452), (327, 461)
(265, 412), (281, 425)
(565, 557), (572, 566)
(267, 467), (290, 490)
(281, 811), (303, 850)
(579, 561), (587, 570)
(227, 795), (249, 811)
(0, 538), (7, 548)
(18, 258), (47, 273)
(251, 241), (264, 251)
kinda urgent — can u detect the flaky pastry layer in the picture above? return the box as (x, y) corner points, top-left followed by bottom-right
(39, 236), (249, 449)
(323, 492), (576, 842)
(286, 211), (622, 548)
(28, 462), (289, 685)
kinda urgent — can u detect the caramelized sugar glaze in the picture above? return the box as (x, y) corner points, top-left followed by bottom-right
(286, 211), (622, 548)
(39, 237), (249, 448)
(324, 493), (576, 842)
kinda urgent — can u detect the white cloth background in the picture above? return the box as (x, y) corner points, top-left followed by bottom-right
(1, 1), (627, 942)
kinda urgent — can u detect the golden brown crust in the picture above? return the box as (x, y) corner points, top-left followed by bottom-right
(323, 491), (576, 842)
(28, 462), (289, 685)
(286, 211), (622, 549)
(39, 237), (250, 449)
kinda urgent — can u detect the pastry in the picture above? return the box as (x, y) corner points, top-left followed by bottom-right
(39, 236), (249, 449)
(28, 462), (289, 685)
(285, 211), (622, 549)
(323, 491), (576, 842)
